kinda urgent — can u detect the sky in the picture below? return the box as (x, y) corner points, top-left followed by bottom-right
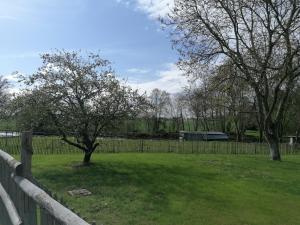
(0, 0), (187, 94)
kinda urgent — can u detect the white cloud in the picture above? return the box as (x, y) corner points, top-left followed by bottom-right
(2, 73), (24, 94)
(128, 63), (187, 94)
(136, 0), (174, 19)
(127, 68), (150, 74)
(116, 0), (132, 8)
(117, 0), (174, 19)
(5, 64), (187, 95)
(3, 74), (18, 82)
(7, 87), (22, 94)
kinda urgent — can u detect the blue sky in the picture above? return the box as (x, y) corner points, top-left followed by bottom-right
(0, 0), (187, 93)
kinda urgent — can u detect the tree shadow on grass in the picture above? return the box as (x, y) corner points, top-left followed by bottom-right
(31, 155), (300, 225)
(34, 160), (226, 210)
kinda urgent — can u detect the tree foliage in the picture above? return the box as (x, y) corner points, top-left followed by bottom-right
(166, 0), (300, 160)
(0, 75), (10, 119)
(19, 50), (145, 164)
(148, 88), (171, 132)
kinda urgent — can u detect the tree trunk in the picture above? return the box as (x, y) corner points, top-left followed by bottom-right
(254, 101), (263, 143)
(259, 128), (263, 143)
(83, 152), (92, 165)
(265, 132), (281, 161)
(236, 131), (242, 142)
(194, 117), (199, 131)
(295, 128), (300, 144)
(267, 138), (281, 161)
(180, 112), (185, 130)
(234, 119), (242, 142)
(222, 106), (226, 133)
(263, 119), (282, 161)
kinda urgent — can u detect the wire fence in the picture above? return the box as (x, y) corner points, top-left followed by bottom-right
(0, 131), (299, 155)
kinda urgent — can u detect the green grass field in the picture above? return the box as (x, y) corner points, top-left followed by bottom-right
(31, 153), (300, 225)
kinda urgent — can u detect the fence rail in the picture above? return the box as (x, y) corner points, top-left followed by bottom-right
(0, 133), (299, 155)
(0, 132), (91, 225)
(0, 183), (22, 225)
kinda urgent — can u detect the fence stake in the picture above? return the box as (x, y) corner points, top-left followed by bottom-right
(5, 131), (8, 147)
(21, 131), (33, 180)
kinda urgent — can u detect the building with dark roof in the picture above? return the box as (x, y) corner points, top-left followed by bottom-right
(179, 131), (229, 141)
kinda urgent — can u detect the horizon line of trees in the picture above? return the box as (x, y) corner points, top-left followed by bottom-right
(1, 69), (299, 142)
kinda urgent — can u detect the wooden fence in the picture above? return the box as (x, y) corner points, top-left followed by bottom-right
(0, 132), (92, 225)
(0, 134), (299, 156)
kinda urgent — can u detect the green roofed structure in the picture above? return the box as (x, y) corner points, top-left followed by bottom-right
(179, 131), (229, 141)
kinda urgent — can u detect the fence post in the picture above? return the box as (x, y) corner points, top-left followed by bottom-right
(21, 131), (33, 180)
(5, 131), (8, 147)
(140, 139), (144, 152)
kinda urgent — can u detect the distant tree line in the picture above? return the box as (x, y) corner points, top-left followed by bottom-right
(117, 69), (300, 144)
(163, 0), (300, 161)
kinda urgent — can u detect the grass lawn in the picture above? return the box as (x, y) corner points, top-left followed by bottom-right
(31, 153), (300, 225)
